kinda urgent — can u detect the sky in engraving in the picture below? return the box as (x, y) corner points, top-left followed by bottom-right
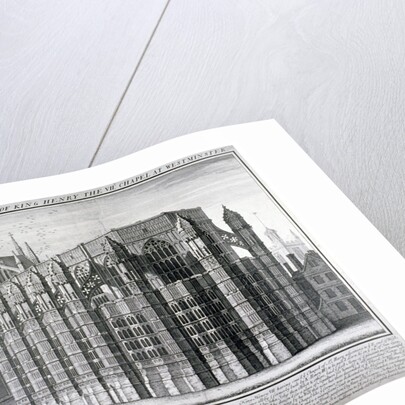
(0, 154), (310, 259)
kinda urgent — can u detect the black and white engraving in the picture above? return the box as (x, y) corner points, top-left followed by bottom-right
(0, 152), (385, 405)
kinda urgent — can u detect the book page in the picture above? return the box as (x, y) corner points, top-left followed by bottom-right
(0, 121), (403, 404)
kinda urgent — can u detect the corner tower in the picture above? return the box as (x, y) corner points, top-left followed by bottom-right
(222, 206), (278, 263)
(222, 206), (335, 341)
(9, 233), (25, 257)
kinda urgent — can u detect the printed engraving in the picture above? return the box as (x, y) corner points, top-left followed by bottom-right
(0, 153), (385, 404)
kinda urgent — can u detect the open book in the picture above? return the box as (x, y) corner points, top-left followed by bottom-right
(0, 121), (403, 405)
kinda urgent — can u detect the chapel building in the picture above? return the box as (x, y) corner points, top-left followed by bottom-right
(0, 206), (365, 405)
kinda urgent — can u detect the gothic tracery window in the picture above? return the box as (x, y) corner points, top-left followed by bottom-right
(74, 263), (91, 285)
(144, 239), (194, 283)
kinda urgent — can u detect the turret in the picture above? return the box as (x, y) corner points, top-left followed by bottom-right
(222, 205), (250, 230)
(103, 236), (130, 260)
(13, 254), (26, 273)
(9, 233), (24, 257)
(24, 242), (40, 265)
(176, 215), (198, 238)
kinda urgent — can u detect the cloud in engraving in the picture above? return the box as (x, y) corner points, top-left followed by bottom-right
(0, 155), (307, 258)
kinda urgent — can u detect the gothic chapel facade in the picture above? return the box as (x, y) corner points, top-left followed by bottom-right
(0, 206), (341, 404)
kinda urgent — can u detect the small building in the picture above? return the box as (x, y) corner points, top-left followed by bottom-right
(292, 250), (366, 327)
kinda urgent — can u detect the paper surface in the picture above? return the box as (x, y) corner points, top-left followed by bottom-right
(0, 120), (403, 404)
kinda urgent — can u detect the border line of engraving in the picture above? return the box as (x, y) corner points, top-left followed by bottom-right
(0, 147), (392, 405)
(207, 150), (391, 404)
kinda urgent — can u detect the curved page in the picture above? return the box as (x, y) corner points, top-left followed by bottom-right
(0, 121), (403, 405)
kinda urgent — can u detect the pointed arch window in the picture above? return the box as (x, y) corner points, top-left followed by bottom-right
(208, 291), (217, 300)
(143, 239), (194, 283)
(74, 263), (91, 285)
(127, 316), (136, 325)
(158, 347), (168, 356)
(187, 297), (197, 307)
(117, 319), (127, 328)
(135, 314), (147, 323)
(134, 326), (144, 336)
(163, 247), (172, 257)
(178, 300), (188, 311)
